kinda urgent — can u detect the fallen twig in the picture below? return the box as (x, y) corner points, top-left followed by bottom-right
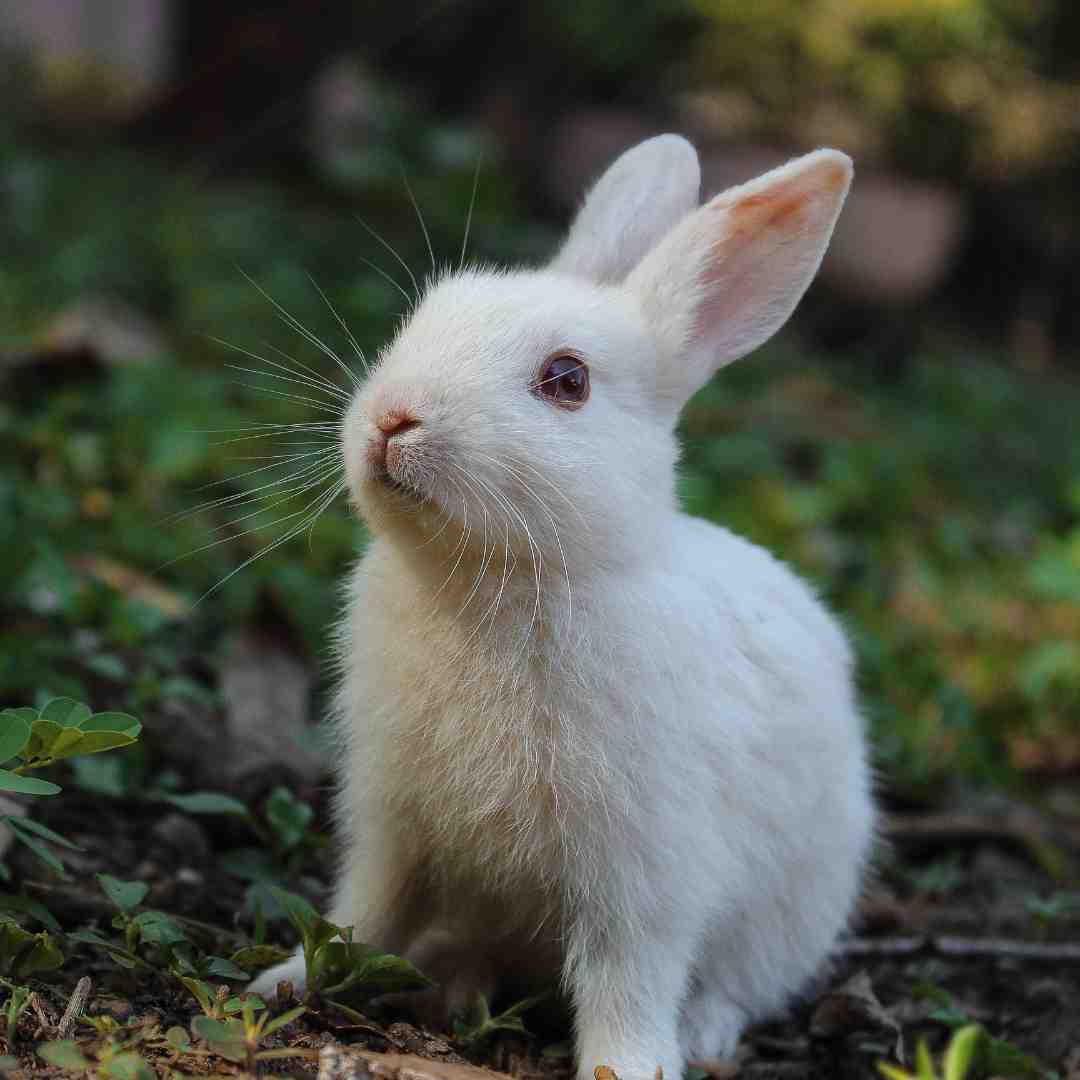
(840, 935), (1080, 961)
(57, 976), (91, 1039)
(885, 812), (1075, 881)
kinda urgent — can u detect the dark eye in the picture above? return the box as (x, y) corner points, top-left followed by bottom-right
(533, 354), (590, 408)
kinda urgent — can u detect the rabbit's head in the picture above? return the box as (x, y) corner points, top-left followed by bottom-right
(342, 136), (851, 584)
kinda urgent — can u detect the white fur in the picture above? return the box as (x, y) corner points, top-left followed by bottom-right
(251, 137), (875, 1080)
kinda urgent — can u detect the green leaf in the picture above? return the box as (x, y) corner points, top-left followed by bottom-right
(191, 1016), (246, 1061)
(38, 1041), (91, 1069)
(0, 919), (34, 974)
(68, 929), (142, 969)
(269, 885), (323, 939)
(131, 909), (187, 946)
(165, 1026), (192, 1051)
(261, 1004), (306, 1037)
(205, 956), (251, 982)
(0, 892), (61, 932)
(27, 719), (83, 761)
(224, 994), (265, 1015)
(165, 791), (249, 817)
(64, 731), (139, 757)
(316, 942), (431, 997)
(451, 992), (546, 1049)
(943, 1025), (981, 1080)
(0, 770), (60, 795)
(178, 977), (214, 1014)
(0, 1055), (20, 1072)
(9, 816), (81, 849)
(915, 1039), (935, 1080)
(266, 786), (314, 850)
(100, 1052), (155, 1080)
(5, 819), (69, 877)
(230, 944), (292, 971)
(97, 873), (149, 913)
(39, 698), (92, 729)
(15, 931), (64, 977)
(877, 1065), (916, 1080)
(0, 713), (31, 766)
(78, 712), (142, 738)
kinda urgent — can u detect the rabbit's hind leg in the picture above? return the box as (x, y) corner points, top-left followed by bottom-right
(678, 980), (747, 1064)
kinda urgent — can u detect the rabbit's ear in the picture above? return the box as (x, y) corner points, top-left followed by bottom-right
(627, 149), (852, 412)
(551, 134), (700, 284)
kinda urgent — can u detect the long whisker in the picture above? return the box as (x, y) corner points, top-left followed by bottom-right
(450, 469), (498, 619)
(305, 273), (369, 382)
(450, 462), (543, 647)
(192, 445), (339, 493)
(236, 268), (356, 376)
(355, 217), (421, 300)
(196, 480), (346, 604)
(459, 154), (482, 272)
(226, 361), (351, 405)
(401, 170), (436, 276)
(257, 337), (356, 398)
(233, 381), (346, 416)
(167, 455), (343, 536)
(432, 486), (471, 603)
(209, 335), (351, 404)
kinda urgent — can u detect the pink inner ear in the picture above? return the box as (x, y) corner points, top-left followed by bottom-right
(691, 165), (847, 360)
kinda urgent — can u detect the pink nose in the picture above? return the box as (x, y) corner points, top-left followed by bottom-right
(368, 411), (419, 471)
(376, 412), (420, 438)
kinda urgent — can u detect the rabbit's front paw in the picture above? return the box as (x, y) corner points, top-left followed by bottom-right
(249, 950), (307, 998)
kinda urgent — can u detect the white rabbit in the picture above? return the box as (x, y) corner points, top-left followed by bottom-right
(251, 135), (875, 1080)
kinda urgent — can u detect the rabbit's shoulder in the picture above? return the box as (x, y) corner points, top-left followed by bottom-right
(654, 513), (854, 677)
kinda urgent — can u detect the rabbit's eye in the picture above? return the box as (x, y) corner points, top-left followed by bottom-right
(533, 354), (590, 409)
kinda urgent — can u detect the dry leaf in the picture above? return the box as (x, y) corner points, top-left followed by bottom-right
(810, 971), (903, 1060)
(318, 1046), (512, 1080)
(71, 555), (191, 618)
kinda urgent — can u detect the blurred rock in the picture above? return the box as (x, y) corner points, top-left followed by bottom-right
(132, 697), (232, 796)
(309, 55), (379, 182)
(150, 812), (211, 865)
(220, 624), (326, 799)
(0, 0), (172, 120)
(699, 145), (967, 310)
(546, 113), (966, 316)
(825, 172), (967, 309)
(43, 298), (168, 366)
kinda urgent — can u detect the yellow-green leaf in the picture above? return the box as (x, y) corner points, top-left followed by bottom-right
(943, 1025), (982, 1080)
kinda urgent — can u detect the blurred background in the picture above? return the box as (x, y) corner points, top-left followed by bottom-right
(3, 0), (1080, 807)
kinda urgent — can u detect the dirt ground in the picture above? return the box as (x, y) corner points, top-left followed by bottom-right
(5, 781), (1080, 1080)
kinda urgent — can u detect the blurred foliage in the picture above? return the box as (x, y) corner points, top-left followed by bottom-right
(688, 0), (1080, 180)
(1, 48), (1079, 806)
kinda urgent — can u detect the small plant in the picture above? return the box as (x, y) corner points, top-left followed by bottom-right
(0, 699), (141, 881)
(190, 996), (310, 1073)
(878, 1024), (980, 1080)
(452, 992), (548, 1051)
(71, 873), (252, 1000)
(1024, 890), (1080, 936)
(38, 1025), (156, 1080)
(267, 886), (428, 1005)
(908, 986), (1047, 1078)
(903, 856), (966, 900)
(1, 981), (33, 1046)
(0, 919), (64, 980)
(155, 785), (325, 918)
